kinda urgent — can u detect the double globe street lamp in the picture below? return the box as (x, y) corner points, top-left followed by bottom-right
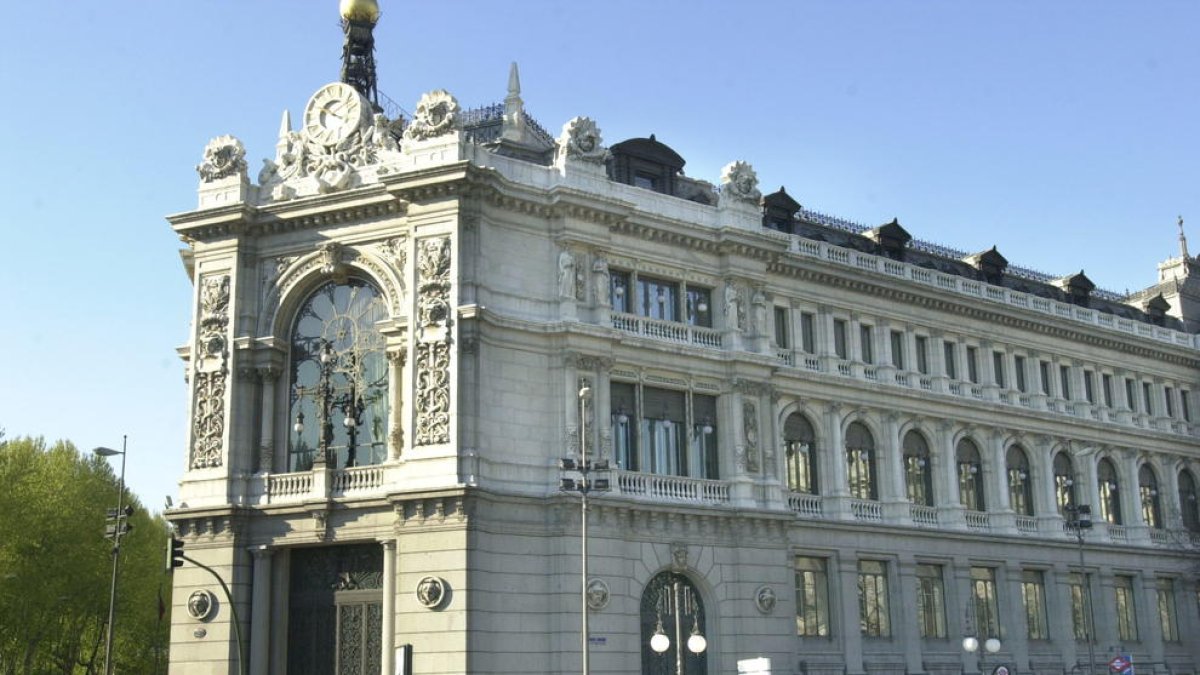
(649, 578), (708, 674)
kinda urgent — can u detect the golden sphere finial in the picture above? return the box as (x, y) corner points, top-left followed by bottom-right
(340, 0), (380, 23)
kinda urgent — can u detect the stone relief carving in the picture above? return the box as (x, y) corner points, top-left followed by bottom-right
(723, 280), (742, 331)
(557, 248), (577, 299)
(381, 236), (408, 273)
(586, 579), (610, 611)
(414, 238), (453, 446)
(416, 576), (449, 609)
(186, 590), (217, 622)
(742, 400), (760, 473)
(751, 288), (768, 337)
(671, 543), (689, 571)
(190, 275), (231, 470)
(196, 135), (247, 182)
(720, 160), (762, 204)
(592, 255), (611, 307)
(754, 585), (777, 614)
(555, 116), (608, 165)
(403, 90), (461, 142)
(318, 241), (348, 281)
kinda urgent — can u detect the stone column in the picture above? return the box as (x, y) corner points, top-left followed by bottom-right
(249, 545), (273, 674)
(387, 348), (407, 461)
(381, 539), (397, 675)
(1118, 450), (1150, 545)
(986, 430), (1016, 533)
(824, 403), (850, 519)
(931, 332), (949, 393)
(881, 413), (908, 522)
(937, 421), (966, 529)
(256, 367), (280, 473)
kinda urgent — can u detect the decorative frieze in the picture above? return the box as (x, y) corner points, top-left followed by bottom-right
(190, 275), (230, 469)
(414, 237), (453, 446)
(741, 400), (760, 474)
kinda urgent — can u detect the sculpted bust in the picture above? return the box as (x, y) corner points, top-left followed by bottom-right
(556, 116), (608, 165)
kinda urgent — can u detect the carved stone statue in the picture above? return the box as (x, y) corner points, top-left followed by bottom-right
(558, 249), (576, 298)
(724, 281), (741, 331)
(403, 90), (461, 142)
(751, 289), (768, 336)
(720, 160), (762, 205)
(555, 116), (608, 165)
(592, 256), (611, 307)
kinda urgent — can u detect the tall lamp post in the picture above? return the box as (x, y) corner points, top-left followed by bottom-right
(649, 579), (708, 674)
(962, 605), (1000, 675)
(94, 437), (129, 675)
(559, 383), (611, 675)
(1066, 503), (1096, 675)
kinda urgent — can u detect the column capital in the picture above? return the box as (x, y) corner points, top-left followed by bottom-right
(248, 544), (273, 560)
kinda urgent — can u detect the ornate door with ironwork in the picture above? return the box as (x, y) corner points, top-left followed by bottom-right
(288, 544), (383, 675)
(640, 572), (707, 675)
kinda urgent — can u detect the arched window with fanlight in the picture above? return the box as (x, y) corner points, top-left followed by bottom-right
(1097, 458), (1122, 525)
(845, 422), (877, 500)
(957, 438), (984, 512)
(1007, 445), (1033, 516)
(1053, 452), (1076, 516)
(903, 431), (933, 506)
(784, 413), (818, 494)
(1138, 463), (1162, 529)
(287, 278), (389, 472)
(1179, 470), (1200, 532)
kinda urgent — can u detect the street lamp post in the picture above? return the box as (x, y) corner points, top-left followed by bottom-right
(962, 604), (1001, 675)
(94, 437), (129, 675)
(559, 383), (611, 675)
(1066, 503), (1096, 675)
(649, 579), (707, 675)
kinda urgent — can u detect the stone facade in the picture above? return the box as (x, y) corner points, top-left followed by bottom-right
(165, 73), (1200, 675)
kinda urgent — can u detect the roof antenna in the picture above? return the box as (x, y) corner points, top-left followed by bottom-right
(339, 0), (381, 111)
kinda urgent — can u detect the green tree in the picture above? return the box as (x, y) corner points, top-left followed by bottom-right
(0, 437), (172, 674)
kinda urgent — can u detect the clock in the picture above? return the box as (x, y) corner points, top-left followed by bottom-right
(303, 83), (368, 146)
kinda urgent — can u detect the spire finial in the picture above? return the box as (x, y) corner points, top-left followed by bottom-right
(1180, 215), (1190, 259)
(508, 62), (521, 97)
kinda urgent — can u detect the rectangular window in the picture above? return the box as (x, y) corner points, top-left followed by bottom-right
(915, 564), (946, 639)
(1165, 386), (1176, 418)
(993, 351), (1006, 388)
(795, 557), (830, 637)
(1084, 371), (1096, 404)
(638, 275), (679, 322)
(834, 320), (848, 359)
(800, 312), (816, 353)
(1114, 575), (1138, 641)
(685, 286), (712, 327)
(1060, 365), (1072, 400)
(610, 270), (631, 314)
(1014, 355), (1027, 393)
(1157, 578), (1178, 642)
(1040, 360), (1051, 395)
(774, 307), (789, 348)
(967, 347), (979, 384)
(1143, 383), (1154, 416)
(612, 384), (717, 479)
(611, 381), (638, 471)
(890, 330), (905, 369)
(1103, 374), (1114, 408)
(915, 336), (929, 375)
(1021, 570), (1049, 640)
(642, 387), (686, 475)
(858, 560), (890, 637)
(1183, 390), (1192, 422)
(690, 394), (719, 480)
(971, 567), (1000, 638)
(860, 325), (875, 364)
(945, 342), (958, 380)
(1069, 572), (1094, 640)
(1126, 378), (1138, 412)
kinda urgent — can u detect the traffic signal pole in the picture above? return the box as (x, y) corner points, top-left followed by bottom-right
(166, 537), (247, 675)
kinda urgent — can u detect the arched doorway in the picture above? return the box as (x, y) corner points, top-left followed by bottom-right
(640, 571), (708, 675)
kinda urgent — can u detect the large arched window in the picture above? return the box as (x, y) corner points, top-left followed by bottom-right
(1007, 445), (1033, 516)
(1138, 463), (1162, 529)
(288, 279), (389, 472)
(1053, 452), (1076, 516)
(1097, 458), (1122, 525)
(957, 438), (984, 512)
(784, 413), (818, 494)
(1179, 470), (1200, 532)
(845, 422), (877, 500)
(903, 431), (933, 506)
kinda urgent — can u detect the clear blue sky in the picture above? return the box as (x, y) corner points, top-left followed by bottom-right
(1, 1), (1197, 507)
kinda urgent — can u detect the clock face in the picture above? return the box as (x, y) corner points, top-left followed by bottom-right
(303, 83), (367, 146)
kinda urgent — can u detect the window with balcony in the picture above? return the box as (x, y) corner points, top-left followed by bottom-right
(1157, 578), (1178, 642)
(799, 312), (816, 353)
(1021, 570), (1049, 640)
(610, 382), (718, 479)
(784, 413), (818, 494)
(992, 351), (1006, 388)
(890, 330), (905, 369)
(860, 325), (875, 364)
(1179, 470), (1200, 532)
(795, 557), (830, 637)
(846, 423), (877, 501)
(1139, 464), (1162, 529)
(1097, 458), (1122, 525)
(638, 275), (679, 322)
(833, 319), (849, 359)
(1165, 386), (1175, 418)
(1143, 382), (1154, 416)
(1060, 365), (1072, 400)
(967, 346), (979, 384)
(1126, 378), (1138, 412)
(903, 431), (933, 506)
(1103, 373), (1114, 408)
(1084, 371), (1096, 404)
(1007, 445), (1033, 516)
(610, 270), (712, 329)
(945, 343), (959, 380)
(1039, 360), (1051, 396)
(957, 438), (985, 512)
(1114, 575), (1138, 641)
(971, 567), (1000, 639)
(1014, 355), (1027, 393)
(916, 564), (946, 639)
(774, 307), (789, 348)
(915, 335), (929, 375)
(1054, 452), (1076, 516)
(858, 560), (890, 637)
(287, 279), (390, 472)
(1068, 572), (1094, 640)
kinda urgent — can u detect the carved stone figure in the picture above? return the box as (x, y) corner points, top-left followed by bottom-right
(724, 281), (741, 331)
(592, 256), (611, 307)
(403, 90), (461, 142)
(751, 289), (768, 336)
(196, 135), (247, 182)
(557, 249), (576, 298)
(743, 400), (760, 473)
(367, 112), (399, 153)
(720, 160), (762, 204)
(755, 585), (777, 614)
(555, 116), (608, 165)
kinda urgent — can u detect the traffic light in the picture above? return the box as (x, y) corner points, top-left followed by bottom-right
(104, 505), (134, 540)
(166, 536), (185, 571)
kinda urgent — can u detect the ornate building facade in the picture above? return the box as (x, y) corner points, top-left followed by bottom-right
(165, 7), (1200, 675)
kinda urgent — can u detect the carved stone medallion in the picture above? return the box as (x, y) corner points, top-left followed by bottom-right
(416, 576), (449, 609)
(187, 589), (218, 622)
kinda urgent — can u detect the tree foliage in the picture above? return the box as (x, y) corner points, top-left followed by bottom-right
(0, 437), (172, 674)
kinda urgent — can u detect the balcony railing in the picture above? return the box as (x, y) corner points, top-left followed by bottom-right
(1015, 515), (1038, 534)
(851, 499), (883, 522)
(612, 470), (730, 505)
(267, 471), (313, 502)
(332, 465), (385, 495)
(788, 492), (824, 518)
(611, 313), (722, 349)
(910, 503), (938, 527)
(965, 510), (991, 532)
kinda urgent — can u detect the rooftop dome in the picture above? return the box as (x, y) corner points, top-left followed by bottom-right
(339, 0), (380, 23)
